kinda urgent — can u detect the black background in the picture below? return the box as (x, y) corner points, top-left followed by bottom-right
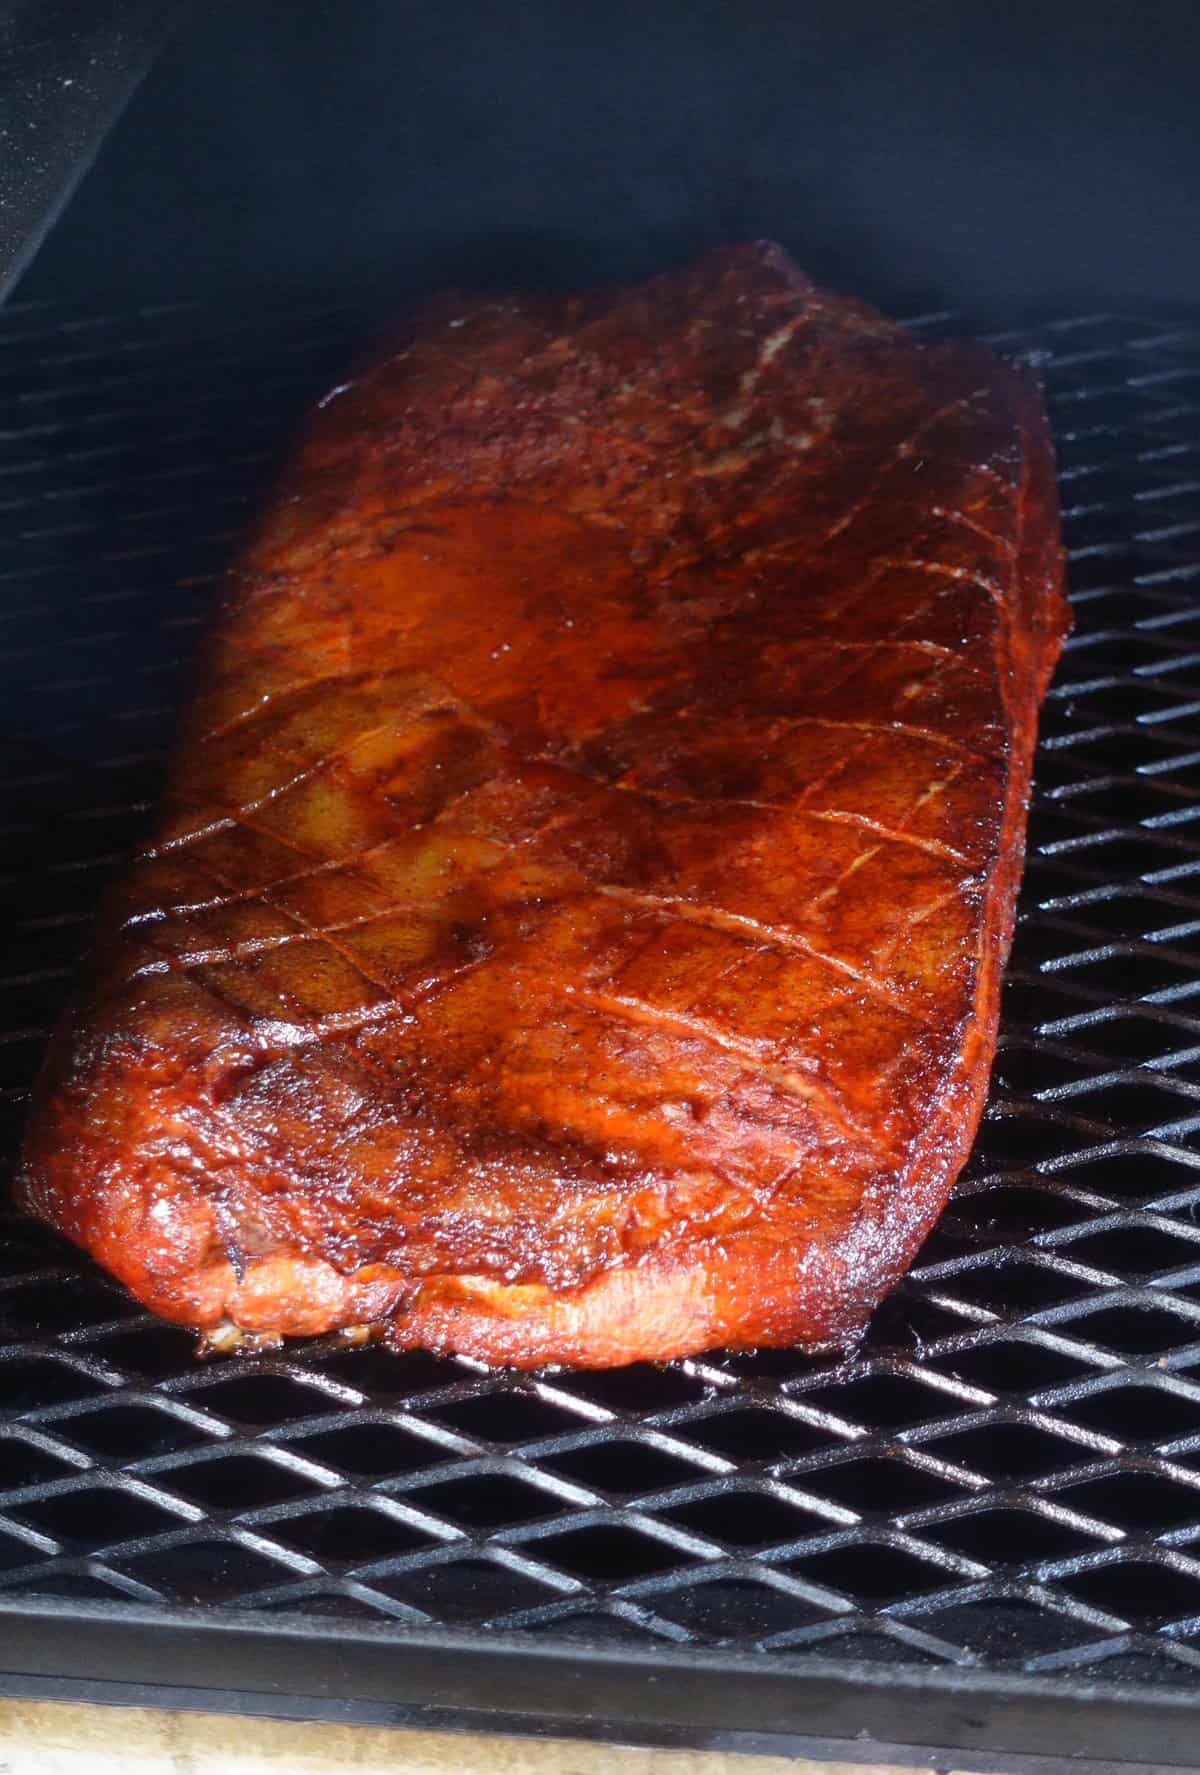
(18, 0), (1200, 324)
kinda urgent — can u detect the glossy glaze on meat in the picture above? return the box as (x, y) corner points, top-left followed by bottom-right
(19, 244), (1068, 1367)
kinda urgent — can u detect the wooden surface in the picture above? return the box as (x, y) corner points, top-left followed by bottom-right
(0, 1700), (917, 1774)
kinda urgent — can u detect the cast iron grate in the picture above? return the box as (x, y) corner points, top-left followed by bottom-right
(1, 297), (1200, 1682)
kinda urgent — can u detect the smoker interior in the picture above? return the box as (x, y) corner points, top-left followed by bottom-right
(0, 296), (1199, 1758)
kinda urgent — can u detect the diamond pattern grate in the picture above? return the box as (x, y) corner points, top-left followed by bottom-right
(1, 299), (1200, 1690)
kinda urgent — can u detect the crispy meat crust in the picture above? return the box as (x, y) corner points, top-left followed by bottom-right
(18, 244), (1068, 1367)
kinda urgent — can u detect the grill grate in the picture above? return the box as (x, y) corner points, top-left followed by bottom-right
(2, 299), (1200, 1706)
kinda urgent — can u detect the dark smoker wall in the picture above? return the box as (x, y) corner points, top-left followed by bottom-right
(18, 0), (1200, 319)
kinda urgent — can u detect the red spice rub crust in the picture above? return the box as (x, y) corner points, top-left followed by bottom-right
(18, 244), (1068, 1367)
